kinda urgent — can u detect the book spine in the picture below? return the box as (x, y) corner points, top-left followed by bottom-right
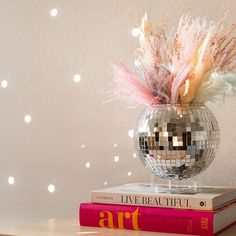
(90, 192), (213, 210)
(79, 203), (214, 236)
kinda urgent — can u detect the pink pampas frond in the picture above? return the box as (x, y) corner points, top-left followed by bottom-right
(113, 62), (156, 105)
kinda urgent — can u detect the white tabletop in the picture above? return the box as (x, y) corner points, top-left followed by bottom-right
(1, 217), (236, 236)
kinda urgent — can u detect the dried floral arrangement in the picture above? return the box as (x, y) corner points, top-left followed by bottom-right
(113, 13), (236, 105)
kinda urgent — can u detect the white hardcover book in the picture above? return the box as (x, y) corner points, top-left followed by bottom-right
(90, 183), (236, 210)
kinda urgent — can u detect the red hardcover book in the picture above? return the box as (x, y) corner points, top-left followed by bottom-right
(79, 202), (236, 236)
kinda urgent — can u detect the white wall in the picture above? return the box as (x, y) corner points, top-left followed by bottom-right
(0, 0), (236, 230)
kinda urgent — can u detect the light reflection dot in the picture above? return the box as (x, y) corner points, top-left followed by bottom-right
(113, 143), (118, 148)
(85, 162), (91, 168)
(8, 176), (15, 185)
(114, 156), (119, 162)
(104, 181), (108, 186)
(128, 171), (132, 176)
(48, 184), (55, 193)
(24, 115), (32, 123)
(133, 153), (137, 158)
(50, 8), (58, 17)
(1, 80), (8, 88)
(73, 74), (81, 83)
(128, 129), (134, 138)
(81, 144), (86, 149)
(132, 27), (140, 37)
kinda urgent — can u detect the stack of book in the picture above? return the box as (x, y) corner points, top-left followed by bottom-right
(79, 183), (236, 235)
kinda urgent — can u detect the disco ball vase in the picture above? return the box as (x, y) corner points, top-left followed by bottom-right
(135, 103), (220, 180)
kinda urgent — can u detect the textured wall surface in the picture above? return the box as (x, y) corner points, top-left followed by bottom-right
(0, 0), (236, 230)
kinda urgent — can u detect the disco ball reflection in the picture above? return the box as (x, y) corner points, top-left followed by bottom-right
(135, 103), (220, 180)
